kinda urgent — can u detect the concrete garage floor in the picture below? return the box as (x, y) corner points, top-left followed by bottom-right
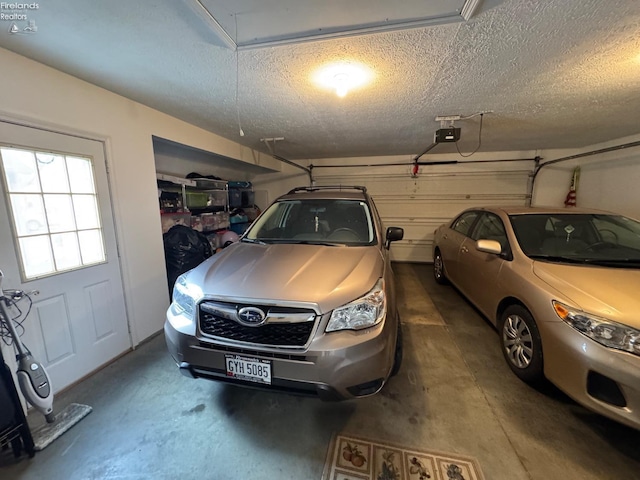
(1, 263), (639, 479)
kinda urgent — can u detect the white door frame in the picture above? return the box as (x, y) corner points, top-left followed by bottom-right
(0, 113), (134, 364)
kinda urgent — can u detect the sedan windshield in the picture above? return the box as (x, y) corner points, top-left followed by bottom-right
(245, 199), (376, 246)
(510, 213), (640, 266)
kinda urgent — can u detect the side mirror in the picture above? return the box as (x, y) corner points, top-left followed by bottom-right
(385, 227), (404, 248)
(476, 239), (502, 255)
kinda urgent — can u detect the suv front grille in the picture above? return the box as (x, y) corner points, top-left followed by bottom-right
(198, 303), (317, 347)
(198, 342), (310, 361)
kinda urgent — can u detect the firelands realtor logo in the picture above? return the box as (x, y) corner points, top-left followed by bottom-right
(1, 2), (39, 34)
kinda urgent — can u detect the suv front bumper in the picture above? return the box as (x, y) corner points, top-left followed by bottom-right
(164, 310), (398, 400)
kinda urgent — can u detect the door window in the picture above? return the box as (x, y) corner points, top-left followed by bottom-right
(472, 213), (508, 249)
(0, 146), (106, 280)
(451, 211), (480, 237)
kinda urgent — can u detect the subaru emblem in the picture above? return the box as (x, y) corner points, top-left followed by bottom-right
(237, 307), (266, 327)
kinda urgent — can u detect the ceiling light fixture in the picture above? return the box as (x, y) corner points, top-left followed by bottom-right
(334, 73), (349, 98)
(313, 63), (374, 98)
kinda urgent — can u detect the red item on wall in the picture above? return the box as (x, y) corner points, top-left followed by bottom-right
(564, 166), (580, 208)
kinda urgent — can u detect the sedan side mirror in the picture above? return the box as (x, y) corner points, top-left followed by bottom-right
(385, 227), (404, 249)
(476, 239), (502, 255)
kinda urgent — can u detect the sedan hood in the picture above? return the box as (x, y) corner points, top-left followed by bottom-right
(188, 242), (383, 313)
(533, 262), (640, 328)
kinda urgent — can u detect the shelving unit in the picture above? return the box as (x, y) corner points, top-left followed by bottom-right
(156, 173), (231, 236)
(186, 178), (231, 235)
(228, 181), (256, 235)
(157, 173), (194, 233)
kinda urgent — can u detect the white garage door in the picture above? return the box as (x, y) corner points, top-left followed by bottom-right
(313, 159), (534, 262)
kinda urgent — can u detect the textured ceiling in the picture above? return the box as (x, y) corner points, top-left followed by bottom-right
(0, 0), (639, 160)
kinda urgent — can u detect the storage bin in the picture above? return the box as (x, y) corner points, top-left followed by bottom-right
(228, 181), (252, 188)
(190, 216), (203, 232)
(186, 192), (209, 208)
(207, 190), (227, 207)
(196, 211), (230, 232)
(200, 213), (215, 231)
(241, 190), (255, 207)
(230, 222), (249, 235)
(159, 191), (182, 213)
(161, 213), (191, 234)
(194, 178), (226, 189)
(230, 214), (248, 224)
(215, 211), (230, 229)
(229, 190), (242, 208)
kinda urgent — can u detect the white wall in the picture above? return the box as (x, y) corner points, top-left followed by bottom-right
(0, 47), (280, 345)
(533, 133), (640, 219)
(252, 165), (312, 206)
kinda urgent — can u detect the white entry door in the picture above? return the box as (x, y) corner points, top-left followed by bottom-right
(0, 121), (131, 393)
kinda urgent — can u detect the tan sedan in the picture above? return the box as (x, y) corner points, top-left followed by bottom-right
(433, 206), (640, 430)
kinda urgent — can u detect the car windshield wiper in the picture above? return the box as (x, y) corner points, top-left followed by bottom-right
(290, 240), (341, 247)
(241, 238), (268, 245)
(528, 254), (585, 263)
(581, 258), (640, 268)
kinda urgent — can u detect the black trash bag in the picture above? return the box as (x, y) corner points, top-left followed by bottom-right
(163, 225), (212, 294)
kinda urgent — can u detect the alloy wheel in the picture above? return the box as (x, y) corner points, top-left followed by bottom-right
(433, 252), (446, 284)
(502, 314), (534, 369)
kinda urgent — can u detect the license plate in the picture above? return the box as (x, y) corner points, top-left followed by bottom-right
(225, 354), (272, 385)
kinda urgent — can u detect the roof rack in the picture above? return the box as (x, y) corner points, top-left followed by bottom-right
(287, 185), (367, 194)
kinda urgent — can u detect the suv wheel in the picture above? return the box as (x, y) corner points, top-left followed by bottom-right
(390, 319), (403, 376)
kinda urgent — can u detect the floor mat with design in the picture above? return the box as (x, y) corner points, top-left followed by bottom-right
(322, 433), (485, 480)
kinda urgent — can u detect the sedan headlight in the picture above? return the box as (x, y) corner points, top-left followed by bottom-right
(326, 278), (386, 332)
(553, 301), (640, 356)
(170, 274), (202, 321)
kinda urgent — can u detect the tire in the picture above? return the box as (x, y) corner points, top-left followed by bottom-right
(390, 318), (403, 377)
(499, 305), (544, 384)
(433, 249), (448, 285)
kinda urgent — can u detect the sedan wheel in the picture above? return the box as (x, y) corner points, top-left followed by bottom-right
(499, 305), (543, 383)
(433, 250), (448, 285)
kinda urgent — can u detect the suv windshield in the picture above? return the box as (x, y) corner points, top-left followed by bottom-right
(510, 213), (640, 266)
(245, 199), (375, 246)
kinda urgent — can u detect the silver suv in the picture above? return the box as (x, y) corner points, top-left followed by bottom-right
(164, 186), (404, 400)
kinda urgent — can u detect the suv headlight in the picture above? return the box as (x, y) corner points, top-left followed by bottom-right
(553, 301), (640, 356)
(170, 274), (202, 322)
(326, 278), (386, 332)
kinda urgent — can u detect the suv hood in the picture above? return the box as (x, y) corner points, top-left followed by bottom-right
(188, 242), (383, 313)
(532, 262), (640, 328)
